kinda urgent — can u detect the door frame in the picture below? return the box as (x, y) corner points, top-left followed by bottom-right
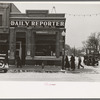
(16, 41), (22, 59)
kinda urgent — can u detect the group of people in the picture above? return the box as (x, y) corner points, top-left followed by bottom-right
(64, 55), (84, 71)
(15, 54), (84, 70)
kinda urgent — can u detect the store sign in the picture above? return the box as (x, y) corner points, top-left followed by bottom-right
(10, 20), (65, 28)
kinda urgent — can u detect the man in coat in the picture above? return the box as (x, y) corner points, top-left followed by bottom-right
(78, 56), (84, 69)
(65, 55), (70, 71)
(70, 54), (75, 71)
(16, 55), (22, 68)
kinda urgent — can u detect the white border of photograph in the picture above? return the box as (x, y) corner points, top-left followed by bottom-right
(0, 1), (100, 98)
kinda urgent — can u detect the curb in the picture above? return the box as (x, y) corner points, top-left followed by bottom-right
(8, 69), (66, 73)
(8, 69), (82, 73)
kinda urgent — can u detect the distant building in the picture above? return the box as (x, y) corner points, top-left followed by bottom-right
(0, 3), (66, 66)
(85, 47), (99, 58)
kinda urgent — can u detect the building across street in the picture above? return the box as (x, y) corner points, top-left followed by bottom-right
(0, 3), (66, 66)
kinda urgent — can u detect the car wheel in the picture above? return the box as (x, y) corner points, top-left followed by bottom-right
(3, 69), (7, 73)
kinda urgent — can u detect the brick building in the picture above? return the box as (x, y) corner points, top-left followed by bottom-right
(0, 3), (66, 66)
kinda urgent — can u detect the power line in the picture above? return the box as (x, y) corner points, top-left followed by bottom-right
(51, 6), (100, 17)
(65, 13), (100, 17)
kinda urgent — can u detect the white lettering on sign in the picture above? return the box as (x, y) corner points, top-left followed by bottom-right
(24, 21), (30, 26)
(48, 21), (52, 26)
(56, 22), (59, 26)
(31, 21), (36, 26)
(60, 21), (65, 26)
(10, 20), (65, 28)
(11, 21), (14, 26)
(39, 21), (44, 26)
(52, 22), (55, 26)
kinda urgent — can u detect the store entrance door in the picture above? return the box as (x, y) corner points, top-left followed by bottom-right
(16, 41), (22, 59)
(16, 31), (26, 65)
(16, 38), (26, 65)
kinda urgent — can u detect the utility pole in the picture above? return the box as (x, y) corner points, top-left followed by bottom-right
(62, 31), (65, 70)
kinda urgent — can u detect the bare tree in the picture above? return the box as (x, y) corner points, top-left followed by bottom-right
(97, 32), (100, 51)
(82, 41), (88, 49)
(83, 33), (99, 50)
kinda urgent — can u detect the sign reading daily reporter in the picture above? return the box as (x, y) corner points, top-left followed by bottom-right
(10, 20), (65, 28)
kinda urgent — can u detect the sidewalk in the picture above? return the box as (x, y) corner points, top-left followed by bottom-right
(8, 65), (63, 73)
(8, 64), (100, 74)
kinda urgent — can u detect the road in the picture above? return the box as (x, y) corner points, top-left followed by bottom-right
(0, 65), (100, 81)
(0, 57), (100, 81)
(0, 72), (100, 81)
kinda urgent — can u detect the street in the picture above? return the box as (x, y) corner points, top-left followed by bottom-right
(0, 57), (99, 82)
(0, 61), (100, 81)
(0, 71), (100, 81)
(0, 63), (100, 98)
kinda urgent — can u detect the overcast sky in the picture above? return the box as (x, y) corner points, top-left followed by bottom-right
(13, 2), (100, 49)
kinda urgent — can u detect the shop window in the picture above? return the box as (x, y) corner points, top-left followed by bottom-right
(0, 15), (2, 26)
(0, 34), (7, 40)
(35, 34), (56, 56)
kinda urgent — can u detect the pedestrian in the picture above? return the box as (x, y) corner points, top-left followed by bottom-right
(78, 56), (84, 69)
(42, 61), (45, 69)
(65, 55), (70, 71)
(92, 56), (95, 66)
(70, 54), (75, 71)
(16, 55), (22, 68)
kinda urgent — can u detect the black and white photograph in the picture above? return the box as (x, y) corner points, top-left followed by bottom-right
(1, 1), (100, 98)
(0, 1), (100, 81)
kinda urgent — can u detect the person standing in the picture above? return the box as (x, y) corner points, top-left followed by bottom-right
(16, 55), (22, 68)
(92, 56), (95, 66)
(65, 55), (70, 71)
(78, 56), (84, 69)
(70, 54), (75, 71)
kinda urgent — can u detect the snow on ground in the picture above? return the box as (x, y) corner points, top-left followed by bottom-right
(0, 56), (100, 81)
(0, 71), (100, 81)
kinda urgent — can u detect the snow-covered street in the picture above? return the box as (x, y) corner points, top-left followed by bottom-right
(0, 64), (100, 82)
(0, 57), (100, 81)
(0, 71), (100, 81)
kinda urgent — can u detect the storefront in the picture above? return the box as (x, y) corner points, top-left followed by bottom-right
(0, 3), (66, 66)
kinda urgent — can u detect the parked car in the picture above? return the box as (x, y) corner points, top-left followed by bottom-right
(0, 55), (9, 73)
(83, 55), (99, 66)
